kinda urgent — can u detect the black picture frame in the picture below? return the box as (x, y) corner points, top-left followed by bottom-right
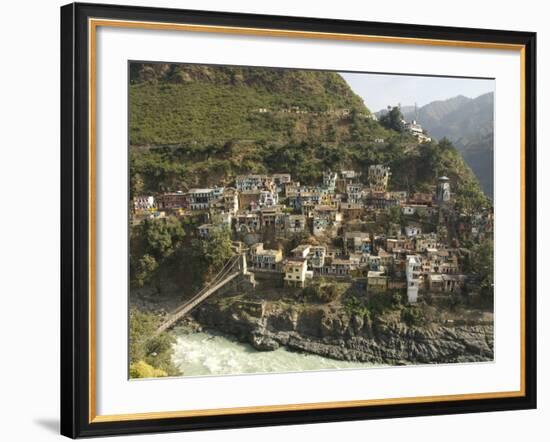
(61, 2), (537, 438)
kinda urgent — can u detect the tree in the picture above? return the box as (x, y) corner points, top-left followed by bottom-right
(391, 292), (402, 308)
(302, 281), (343, 303)
(133, 254), (158, 288)
(130, 171), (144, 200)
(401, 306), (424, 326)
(129, 360), (168, 379)
(130, 216), (185, 288)
(129, 309), (157, 364)
(201, 227), (233, 269)
(189, 226), (234, 282)
(379, 106), (405, 133)
(387, 205), (403, 227)
(144, 332), (179, 375)
(466, 238), (494, 304)
(129, 309), (181, 378)
(133, 216), (185, 262)
(349, 108), (365, 141)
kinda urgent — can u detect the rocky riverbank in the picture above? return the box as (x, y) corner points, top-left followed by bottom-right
(193, 296), (494, 365)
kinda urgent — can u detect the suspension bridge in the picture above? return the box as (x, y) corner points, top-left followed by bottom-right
(155, 248), (252, 335)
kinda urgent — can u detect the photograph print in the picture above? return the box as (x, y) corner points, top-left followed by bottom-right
(128, 62), (495, 379)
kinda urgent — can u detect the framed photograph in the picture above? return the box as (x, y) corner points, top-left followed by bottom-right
(60, 2), (537, 438)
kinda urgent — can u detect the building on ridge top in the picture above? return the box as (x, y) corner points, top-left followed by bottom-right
(402, 119), (432, 143)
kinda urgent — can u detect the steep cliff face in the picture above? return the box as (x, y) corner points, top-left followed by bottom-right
(194, 298), (493, 365)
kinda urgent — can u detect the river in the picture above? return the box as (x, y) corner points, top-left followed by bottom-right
(171, 329), (376, 377)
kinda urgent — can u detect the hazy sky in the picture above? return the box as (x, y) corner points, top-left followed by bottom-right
(340, 72), (495, 112)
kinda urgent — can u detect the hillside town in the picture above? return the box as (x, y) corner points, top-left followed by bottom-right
(127, 64), (497, 379)
(132, 161), (493, 304)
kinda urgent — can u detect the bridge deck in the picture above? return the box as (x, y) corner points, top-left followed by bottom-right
(155, 254), (245, 335)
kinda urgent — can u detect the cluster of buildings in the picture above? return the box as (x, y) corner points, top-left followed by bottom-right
(133, 165), (492, 303)
(380, 104), (432, 143)
(402, 119), (432, 143)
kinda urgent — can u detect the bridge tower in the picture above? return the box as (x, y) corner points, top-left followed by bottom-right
(240, 253), (248, 274)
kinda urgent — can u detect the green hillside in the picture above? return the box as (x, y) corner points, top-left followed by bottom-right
(129, 63), (488, 211)
(130, 63), (369, 146)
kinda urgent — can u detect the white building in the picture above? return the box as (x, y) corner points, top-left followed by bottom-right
(235, 213), (260, 233)
(223, 188), (239, 214)
(249, 243), (282, 271)
(211, 186), (225, 199)
(368, 165), (391, 191)
(307, 246), (326, 270)
(323, 171), (338, 191)
(258, 190), (278, 208)
(320, 258), (353, 276)
(272, 173), (291, 192)
(133, 195), (155, 212)
(368, 254), (381, 271)
(404, 119), (423, 136)
(235, 174), (273, 192)
(283, 258), (311, 288)
(187, 188), (217, 210)
(340, 170), (359, 180)
(437, 176), (451, 204)
(291, 244), (311, 259)
(406, 255), (422, 303)
(403, 119), (432, 142)
(402, 206), (416, 215)
(284, 214), (307, 234)
(346, 183), (365, 204)
(415, 233), (439, 252)
(404, 224), (422, 238)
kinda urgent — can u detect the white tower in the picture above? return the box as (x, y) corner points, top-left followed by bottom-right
(406, 255), (421, 303)
(437, 176), (451, 204)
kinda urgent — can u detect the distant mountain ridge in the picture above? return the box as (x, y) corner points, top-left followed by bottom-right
(377, 93), (494, 199)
